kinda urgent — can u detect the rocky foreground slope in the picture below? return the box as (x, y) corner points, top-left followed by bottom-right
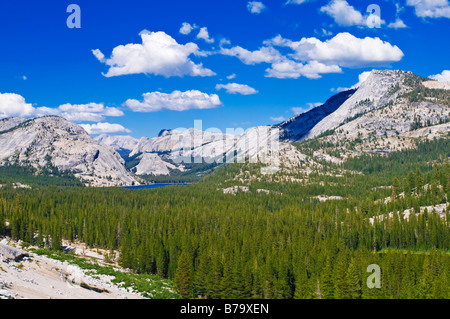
(0, 239), (144, 299)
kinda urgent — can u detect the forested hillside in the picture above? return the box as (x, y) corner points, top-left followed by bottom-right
(0, 138), (449, 299)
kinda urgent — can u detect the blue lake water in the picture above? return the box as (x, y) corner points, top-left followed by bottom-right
(124, 183), (188, 190)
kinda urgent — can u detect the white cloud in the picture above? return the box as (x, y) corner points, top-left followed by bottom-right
(429, 70), (450, 82)
(266, 60), (342, 79)
(320, 0), (385, 27)
(320, 0), (365, 26)
(80, 122), (131, 135)
(388, 18), (408, 28)
(220, 45), (282, 65)
(247, 1), (266, 14)
(179, 22), (195, 35)
(0, 92), (36, 119)
(55, 103), (124, 122)
(268, 32), (404, 68)
(92, 49), (105, 62)
(35, 103), (123, 122)
(197, 27), (214, 43)
(0, 91), (124, 123)
(220, 32), (402, 80)
(124, 90), (222, 112)
(219, 38), (231, 47)
(93, 30), (215, 78)
(331, 70), (372, 92)
(270, 116), (286, 122)
(215, 83), (259, 95)
(354, 71), (372, 87)
(226, 73), (237, 80)
(407, 0), (450, 18)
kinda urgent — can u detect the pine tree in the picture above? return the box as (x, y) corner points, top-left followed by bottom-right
(294, 269), (312, 299)
(334, 254), (349, 298)
(320, 256), (334, 299)
(174, 251), (193, 298)
(207, 251), (223, 299)
(347, 259), (361, 299)
(220, 253), (233, 298)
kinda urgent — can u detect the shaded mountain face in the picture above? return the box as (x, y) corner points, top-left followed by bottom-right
(278, 89), (356, 142)
(0, 116), (138, 187)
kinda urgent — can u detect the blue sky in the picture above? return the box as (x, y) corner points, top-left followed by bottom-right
(0, 0), (449, 138)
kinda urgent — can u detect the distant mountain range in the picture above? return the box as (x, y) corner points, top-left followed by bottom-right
(1, 69), (448, 186)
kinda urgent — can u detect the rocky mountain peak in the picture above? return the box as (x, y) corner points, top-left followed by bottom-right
(0, 116), (139, 187)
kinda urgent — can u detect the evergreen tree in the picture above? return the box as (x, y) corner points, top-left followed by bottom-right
(347, 259), (361, 299)
(320, 256), (334, 299)
(334, 253), (349, 298)
(174, 251), (193, 298)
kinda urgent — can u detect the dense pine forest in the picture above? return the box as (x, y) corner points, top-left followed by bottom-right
(0, 138), (449, 299)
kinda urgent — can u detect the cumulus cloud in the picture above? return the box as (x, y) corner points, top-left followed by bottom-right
(320, 0), (365, 26)
(92, 49), (105, 62)
(124, 90), (222, 112)
(92, 30), (215, 78)
(220, 32), (402, 79)
(220, 45), (282, 65)
(268, 32), (404, 68)
(429, 70), (450, 82)
(0, 92), (36, 119)
(266, 60), (342, 79)
(55, 103), (124, 122)
(331, 70), (372, 92)
(0, 92), (124, 123)
(215, 83), (259, 95)
(247, 1), (266, 14)
(320, 0), (385, 27)
(35, 103), (124, 122)
(388, 18), (408, 28)
(80, 122), (131, 135)
(226, 73), (237, 80)
(219, 31), (402, 79)
(179, 22), (195, 35)
(407, 0), (450, 18)
(197, 27), (214, 43)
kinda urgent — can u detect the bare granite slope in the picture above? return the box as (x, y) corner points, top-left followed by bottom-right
(0, 116), (138, 187)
